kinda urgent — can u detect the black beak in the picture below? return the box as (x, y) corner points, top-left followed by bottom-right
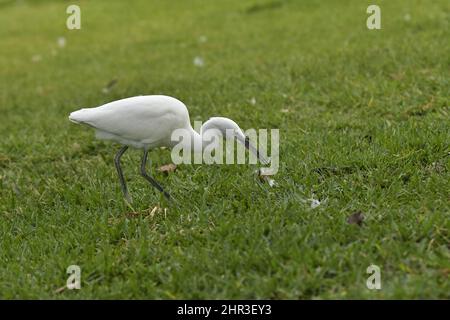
(243, 136), (269, 165)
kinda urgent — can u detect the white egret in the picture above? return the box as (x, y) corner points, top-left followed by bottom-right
(69, 95), (266, 202)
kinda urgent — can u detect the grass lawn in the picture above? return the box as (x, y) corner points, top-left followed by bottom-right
(0, 0), (449, 299)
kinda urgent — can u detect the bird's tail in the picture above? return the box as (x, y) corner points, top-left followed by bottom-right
(69, 108), (91, 124)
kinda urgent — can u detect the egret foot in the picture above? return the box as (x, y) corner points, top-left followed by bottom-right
(140, 149), (172, 201)
(123, 191), (133, 204)
(114, 145), (132, 202)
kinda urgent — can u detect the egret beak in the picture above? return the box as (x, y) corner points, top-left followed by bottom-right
(236, 135), (270, 165)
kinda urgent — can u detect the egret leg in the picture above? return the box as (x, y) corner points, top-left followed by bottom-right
(140, 149), (171, 200)
(114, 146), (132, 203)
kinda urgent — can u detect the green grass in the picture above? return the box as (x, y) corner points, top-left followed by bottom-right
(0, 0), (449, 299)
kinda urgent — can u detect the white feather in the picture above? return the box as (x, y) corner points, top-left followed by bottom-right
(69, 95), (191, 149)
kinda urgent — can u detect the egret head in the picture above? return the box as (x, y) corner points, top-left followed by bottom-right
(200, 117), (269, 165)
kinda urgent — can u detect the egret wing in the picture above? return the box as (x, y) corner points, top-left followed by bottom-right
(71, 96), (189, 145)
